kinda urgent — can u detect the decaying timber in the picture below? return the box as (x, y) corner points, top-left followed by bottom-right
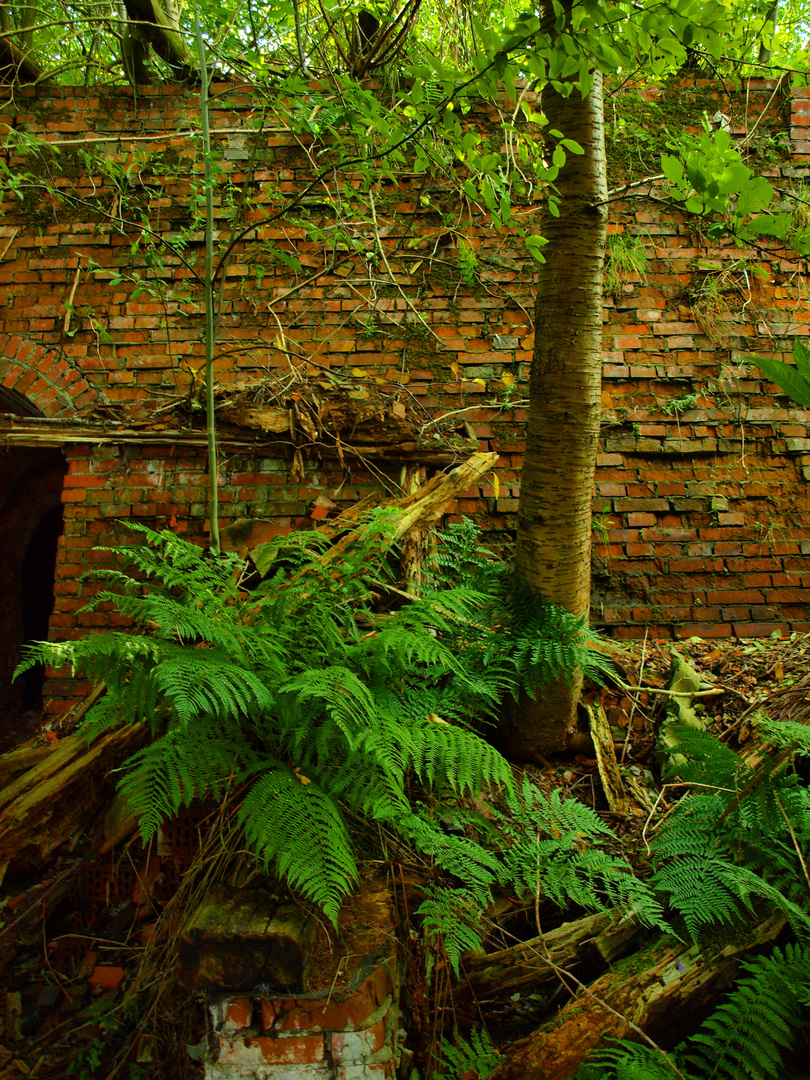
(585, 702), (627, 813)
(0, 724), (145, 884)
(454, 910), (643, 1006)
(0, 394), (478, 465)
(227, 450), (499, 575)
(488, 912), (786, 1080)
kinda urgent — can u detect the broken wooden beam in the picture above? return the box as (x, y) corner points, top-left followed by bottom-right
(0, 724), (146, 884)
(246, 450), (498, 578)
(453, 910), (642, 1006)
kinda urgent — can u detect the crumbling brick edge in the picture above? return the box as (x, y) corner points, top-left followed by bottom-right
(207, 954), (401, 1079)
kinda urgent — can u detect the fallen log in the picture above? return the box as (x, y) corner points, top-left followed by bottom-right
(454, 910), (642, 1006)
(585, 702), (627, 813)
(488, 912), (786, 1080)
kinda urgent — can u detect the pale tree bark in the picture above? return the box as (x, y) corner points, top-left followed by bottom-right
(501, 3), (607, 761)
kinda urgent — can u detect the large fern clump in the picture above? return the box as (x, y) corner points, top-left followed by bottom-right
(17, 514), (610, 928)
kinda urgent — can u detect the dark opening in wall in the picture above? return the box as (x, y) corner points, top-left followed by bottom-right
(0, 445), (67, 744)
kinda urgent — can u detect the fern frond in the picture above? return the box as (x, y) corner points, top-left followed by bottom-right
(416, 885), (492, 974)
(500, 785), (666, 928)
(118, 722), (246, 841)
(753, 714), (810, 757)
(661, 723), (752, 787)
(406, 720), (515, 796)
(578, 1041), (681, 1079)
(279, 665), (380, 753)
(238, 766), (358, 923)
(682, 944), (810, 1080)
(436, 1027), (499, 1080)
(151, 643), (275, 724)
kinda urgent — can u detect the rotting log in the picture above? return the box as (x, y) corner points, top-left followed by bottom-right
(488, 912), (786, 1080)
(454, 910), (641, 1006)
(0, 416), (475, 465)
(399, 463), (429, 591)
(0, 725), (146, 884)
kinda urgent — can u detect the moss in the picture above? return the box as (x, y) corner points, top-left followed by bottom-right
(605, 81), (719, 183)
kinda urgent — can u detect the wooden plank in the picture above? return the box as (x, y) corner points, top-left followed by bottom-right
(585, 702), (627, 813)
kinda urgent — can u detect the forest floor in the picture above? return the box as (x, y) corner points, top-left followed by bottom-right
(0, 629), (808, 1080)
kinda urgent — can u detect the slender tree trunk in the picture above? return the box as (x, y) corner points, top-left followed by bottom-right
(758, 0), (778, 64)
(502, 6), (607, 761)
(194, 10), (220, 556)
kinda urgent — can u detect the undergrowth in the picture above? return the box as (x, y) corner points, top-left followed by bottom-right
(17, 513), (612, 944)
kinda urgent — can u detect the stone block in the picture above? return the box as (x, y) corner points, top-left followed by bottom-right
(178, 887), (317, 992)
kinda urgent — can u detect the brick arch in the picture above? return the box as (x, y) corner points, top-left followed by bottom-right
(0, 334), (102, 417)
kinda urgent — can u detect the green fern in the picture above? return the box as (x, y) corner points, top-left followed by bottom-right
(238, 767), (359, 923)
(652, 722), (810, 942)
(435, 1027), (499, 1080)
(15, 515), (615, 928)
(498, 783), (667, 931)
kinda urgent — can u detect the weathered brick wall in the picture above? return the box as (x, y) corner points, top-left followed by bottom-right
(0, 76), (809, 713)
(595, 77), (810, 639)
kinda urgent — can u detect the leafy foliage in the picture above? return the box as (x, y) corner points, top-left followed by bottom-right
(650, 721), (810, 942)
(17, 516), (607, 925)
(751, 336), (810, 408)
(579, 944), (810, 1080)
(497, 782), (666, 930)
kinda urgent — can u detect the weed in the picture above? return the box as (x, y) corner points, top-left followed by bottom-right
(662, 393), (699, 415)
(604, 233), (649, 296)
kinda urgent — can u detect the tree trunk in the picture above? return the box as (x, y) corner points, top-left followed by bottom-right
(122, 0), (194, 81)
(503, 6), (607, 761)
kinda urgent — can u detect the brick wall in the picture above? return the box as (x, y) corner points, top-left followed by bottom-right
(0, 76), (809, 712)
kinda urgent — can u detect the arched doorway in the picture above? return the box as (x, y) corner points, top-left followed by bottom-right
(0, 391), (67, 743)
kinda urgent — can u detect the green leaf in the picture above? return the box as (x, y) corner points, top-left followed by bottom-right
(661, 154), (685, 186)
(793, 337), (810, 381)
(525, 234), (548, 264)
(751, 356), (810, 406)
(746, 213), (791, 238)
(736, 176), (774, 216)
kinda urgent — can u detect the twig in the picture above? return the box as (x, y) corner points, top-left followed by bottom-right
(62, 263), (81, 335)
(774, 791), (810, 890)
(611, 677), (725, 700)
(621, 627), (648, 765)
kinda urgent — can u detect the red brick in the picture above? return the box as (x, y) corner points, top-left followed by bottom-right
(224, 999), (252, 1029)
(675, 624), (733, 638)
(732, 622), (789, 638)
(262, 959), (394, 1033)
(249, 1035), (325, 1064)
